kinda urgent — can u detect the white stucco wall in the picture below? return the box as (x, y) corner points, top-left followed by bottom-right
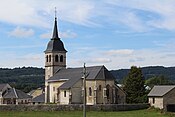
(149, 97), (163, 109)
(60, 90), (70, 104)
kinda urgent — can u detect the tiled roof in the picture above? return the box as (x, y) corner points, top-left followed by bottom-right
(32, 93), (45, 103)
(48, 65), (115, 89)
(148, 85), (175, 97)
(0, 84), (8, 91)
(3, 88), (32, 99)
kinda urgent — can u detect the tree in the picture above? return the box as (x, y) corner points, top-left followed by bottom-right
(145, 75), (171, 88)
(123, 66), (146, 103)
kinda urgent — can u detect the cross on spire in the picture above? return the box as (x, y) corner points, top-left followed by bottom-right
(52, 7), (59, 39)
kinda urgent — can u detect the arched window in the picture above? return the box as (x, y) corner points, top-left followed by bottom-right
(89, 87), (92, 96)
(46, 55), (48, 62)
(60, 55), (63, 62)
(106, 85), (110, 99)
(99, 85), (102, 91)
(49, 55), (51, 62)
(55, 55), (58, 62)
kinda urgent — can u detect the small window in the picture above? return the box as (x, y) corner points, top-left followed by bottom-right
(89, 87), (92, 96)
(64, 91), (66, 97)
(60, 55), (63, 62)
(49, 55), (51, 62)
(46, 55), (48, 62)
(53, 87), (55, 91)
(55, 55), (58, 62)
(99, 85), (102, 91)
(153, 98), (155, 104)
(106, 85), (110, 99)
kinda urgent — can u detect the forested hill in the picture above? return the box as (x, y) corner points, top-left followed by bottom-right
(0, 67), (44, 93)
(111, 66), (175, 82)
(0, 66), (175, 93)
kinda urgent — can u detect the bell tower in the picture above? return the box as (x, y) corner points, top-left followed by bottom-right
(44, 15), (67, 103)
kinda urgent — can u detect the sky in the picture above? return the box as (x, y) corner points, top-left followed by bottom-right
(0, 0), (175, 70)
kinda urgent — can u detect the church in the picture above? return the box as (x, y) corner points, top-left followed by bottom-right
(44, 16), (126, 105)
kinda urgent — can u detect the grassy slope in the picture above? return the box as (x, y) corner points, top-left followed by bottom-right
(0, 109), (173, 117)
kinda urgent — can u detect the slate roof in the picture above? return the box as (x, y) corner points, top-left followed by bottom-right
(32, 93), (45, 103)
(45, 17), (67, 53)
(0, 84), (8, 91)
(148, 85), (175, 97)
(48, 65), (115, 89)
(3, 88), (32, 99)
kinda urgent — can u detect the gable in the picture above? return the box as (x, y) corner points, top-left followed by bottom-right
(0, 84), (11, 92)
(94, 66), (115, 80)
(148, 85), (175, 97)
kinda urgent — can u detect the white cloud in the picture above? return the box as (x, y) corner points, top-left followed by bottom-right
(86, 58), (111, 64)
(106, 0), (175, 31)
(0, 0), (96, 28)
(1, 0), (175, 31)
(0, 0), (49, 28)
(40, 32), (51, 39)
(9, 27), (34, 38)
(104, 49), (134, 56)
(60, 30), (77, 39)
(0, 52), (44, 68)
(66, 47), (175, 70)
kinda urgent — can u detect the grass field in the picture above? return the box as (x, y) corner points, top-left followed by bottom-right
(0, 109), (174, 117)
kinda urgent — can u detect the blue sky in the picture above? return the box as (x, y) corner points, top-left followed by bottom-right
(0, 0), (175, 70)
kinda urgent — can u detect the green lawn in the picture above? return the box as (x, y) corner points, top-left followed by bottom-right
(0, 109), (174, 117)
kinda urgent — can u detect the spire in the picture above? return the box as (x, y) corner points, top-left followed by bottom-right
(52, 7), (59, 40)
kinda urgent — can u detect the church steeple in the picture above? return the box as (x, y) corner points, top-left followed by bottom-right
(45, 15), (67, 53)
(52, 17), (59, 40)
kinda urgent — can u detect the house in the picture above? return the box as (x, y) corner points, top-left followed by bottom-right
(0, 83), (32, 105)
(148, 85), (175, 110)
(44, 16), (126, 105)
(3, 88), (32, 104)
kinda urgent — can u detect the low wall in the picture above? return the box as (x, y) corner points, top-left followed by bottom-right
(0, 104), (150, 111)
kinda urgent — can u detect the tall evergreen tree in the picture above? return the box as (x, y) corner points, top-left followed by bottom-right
(124, 66), (146, 103)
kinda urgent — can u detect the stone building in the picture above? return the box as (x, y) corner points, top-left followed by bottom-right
(44, 16), (126, 105)
(148, 85), (175, 110)
(0, 83), (32, 105)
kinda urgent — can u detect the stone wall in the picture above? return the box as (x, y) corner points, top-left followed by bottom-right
(0, 104), (149, 111)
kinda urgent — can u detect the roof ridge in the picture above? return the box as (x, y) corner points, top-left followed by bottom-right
(67, 65), (103, 69)
(13, 88), (18, 98)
